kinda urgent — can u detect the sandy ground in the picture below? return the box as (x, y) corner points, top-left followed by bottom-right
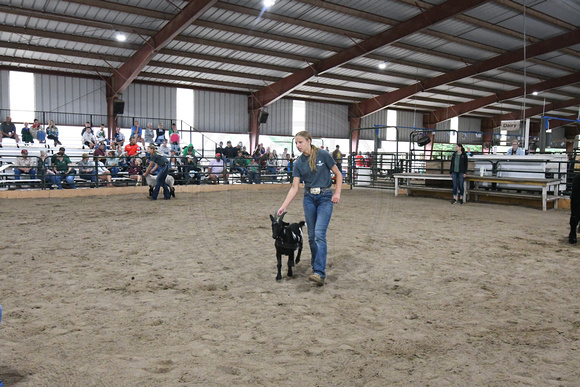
(0, 186), (579, 386)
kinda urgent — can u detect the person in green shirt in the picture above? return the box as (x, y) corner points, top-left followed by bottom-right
(233, 150), (249, 178)
(52, 150), (76, 189)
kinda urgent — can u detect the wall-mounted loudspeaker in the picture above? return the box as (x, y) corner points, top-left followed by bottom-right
(258, 111), (269, 124)
(113, 100), (125, 115)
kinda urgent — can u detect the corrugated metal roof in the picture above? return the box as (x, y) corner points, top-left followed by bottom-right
(0, 0), (578, 123)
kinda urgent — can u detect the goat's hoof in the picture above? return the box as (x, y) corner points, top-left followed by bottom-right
(569, 236), (577, 244)
(276, 276), (282, 281)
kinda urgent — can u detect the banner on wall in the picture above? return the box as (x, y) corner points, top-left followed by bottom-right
(500, 120), (520, 132)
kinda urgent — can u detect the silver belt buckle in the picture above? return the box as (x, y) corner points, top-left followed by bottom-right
(310, 187), (320, 194)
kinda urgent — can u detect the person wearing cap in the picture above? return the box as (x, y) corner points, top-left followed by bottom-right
(182, 146), (201, 185)
(208, 153), (229, 184)
(13, 149), (36, 181)
(0, 116), (20, 147)
(143, 144), (171, 200)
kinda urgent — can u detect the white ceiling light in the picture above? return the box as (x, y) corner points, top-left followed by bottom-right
(532, 91), (538, 96)
(115, 33), (127, 42)
(263, 0), (276, 8)
(378, 62), (387, 70)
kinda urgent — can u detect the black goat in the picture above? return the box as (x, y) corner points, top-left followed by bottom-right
(270, 212), (305, 281)
(569, 174), (580, 243)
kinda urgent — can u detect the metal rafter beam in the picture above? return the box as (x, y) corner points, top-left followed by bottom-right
(2, 4), (574, 96)
(249, 0), (488, 109)
(425, 72), (580, 124)
(489, 97), (580, 127)
(111, 0), (217, 94)
(351, 28), (580, 118)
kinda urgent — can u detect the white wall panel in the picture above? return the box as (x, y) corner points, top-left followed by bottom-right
(360, 109), (389, 140)
(396, 110), (424, 141)
(194, 90), (247, 133)
(305, 101), (349, 139)
(260, 99), (293, 136)
(435, 120), (451, 143)
(123, 83), (176, 121)
(0, 71), (9, 109)
(35, 74), (106, 114)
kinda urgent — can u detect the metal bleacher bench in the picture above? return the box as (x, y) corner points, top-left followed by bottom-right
(465, 175), (561, 211)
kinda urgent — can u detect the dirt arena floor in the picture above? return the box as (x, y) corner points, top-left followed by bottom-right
(1, 185), (579, 386)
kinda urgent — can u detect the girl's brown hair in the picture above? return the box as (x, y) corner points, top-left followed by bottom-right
(295, 131), (318, 171)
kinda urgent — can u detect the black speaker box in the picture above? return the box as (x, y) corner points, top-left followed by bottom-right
(258, 111), (269, 124)
(113, 100), (125, 115)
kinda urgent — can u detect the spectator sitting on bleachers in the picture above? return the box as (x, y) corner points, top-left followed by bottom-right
(0, 116), (20, 148)
(169, 123), (180, 153)
(128, 157), (143, 185)
(14, 149), (36, 181)
(93, 142), (107, 158)
(112, 127), (125, 151)
(215, 141), (224, 157)
(208, 153), (229, 184)
(82, 126), (97, 149)
(247, 157), (260, 184)
(96, 124), (109, 148)
(144, 123), (154, 147)
(182, 146), (201, 185)
(158, 140), (171, 157)
(223, 140), (237, 167)
(78, 153), (97, 183)
(124, 136), (141, 157)
(31, 118), (45, 144)
(21, 122), (34, 145)
(81, 122), (91, 136)
(46, 120), (62, 147)
(155, 122), (166, 145)
(233, 150), (248, 178)
(130, 120), (143, 146)
(52, 149), (76, 189)
(38, 150), (58, 189)
(265, 151), (277, 174)
(106, 150), (120, 178)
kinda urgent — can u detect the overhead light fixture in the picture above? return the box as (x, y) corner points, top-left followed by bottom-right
(263, 0), (276, 7)
(378, 62), (387, 70)
(532, 91), (538, 96)
(115, 33), (127, 42)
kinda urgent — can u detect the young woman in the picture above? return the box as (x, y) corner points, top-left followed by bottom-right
(46, 119), (62, 147)
(277, 131), (342, 286)
(449, 143), (468, 204)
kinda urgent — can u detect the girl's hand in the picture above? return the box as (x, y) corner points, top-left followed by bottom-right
(277, 207), (286, 216)
(332, 193), (340, 204)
